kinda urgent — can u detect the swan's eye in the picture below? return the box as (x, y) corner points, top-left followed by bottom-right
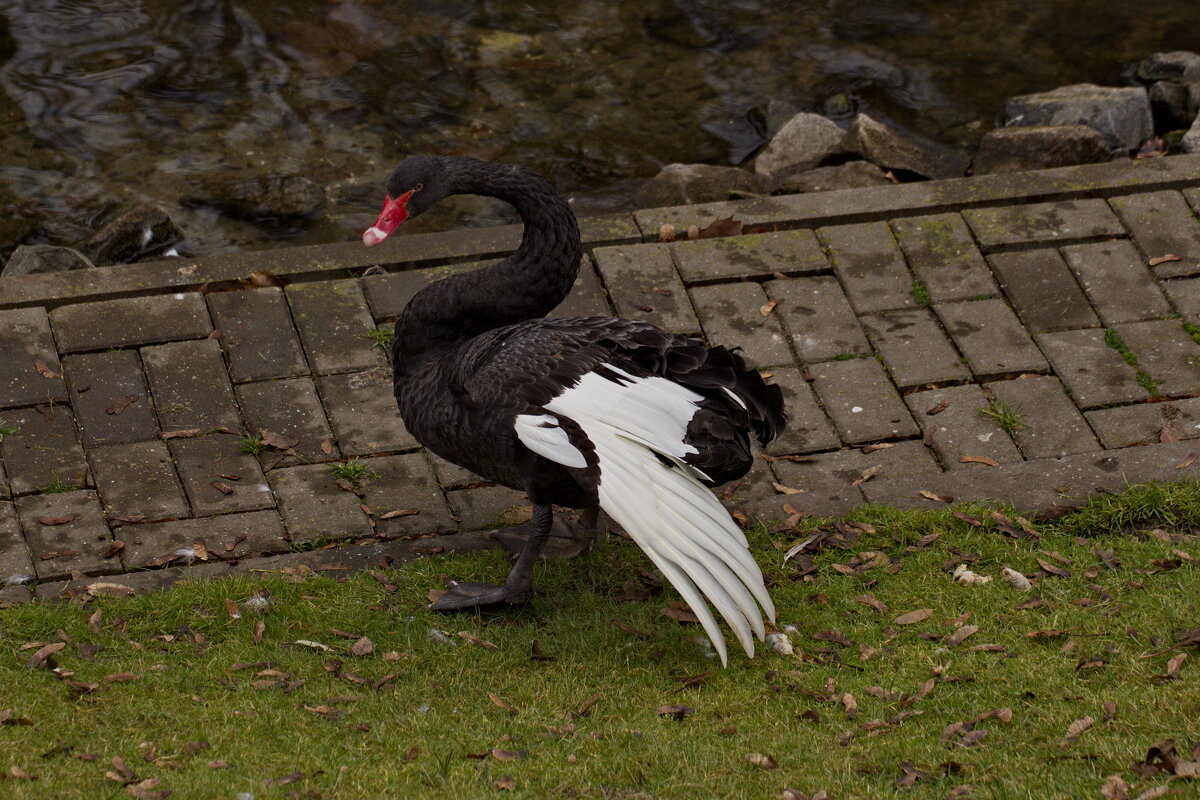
(413, 183), (424, 192)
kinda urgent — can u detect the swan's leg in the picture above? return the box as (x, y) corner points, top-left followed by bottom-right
(492, 505), (602, 560)
(431, 504), (553, 610)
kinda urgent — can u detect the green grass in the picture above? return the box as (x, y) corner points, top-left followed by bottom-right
(39, 473), (73, 494)
(0, 415), (18, 442)
(237, 434), (267, 456)
(1103, 329), (1162, 395)
(327, 458), (378, 489)
(834, 352), (860, 361)
(977, 398), (1028, 438)
(1182, 320), (1200, 347)
(367, 326), (394, 349)
(910, 278), (932, 307)
(2, 483), (1199, 799)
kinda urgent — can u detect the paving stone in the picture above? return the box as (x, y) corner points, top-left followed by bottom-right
(235, 377), (339, 467)
(818, 221), (916, 313)
(1034, 329), (1149, 409)
(168, 435), (274, 517)
(268, 464), (373, 544)
(225, 531), (500, 579)
(206, 287), (308, 382)
(50, 292), (211, 353)
(761, 366), (840, 456)
(1113, 319), (1200, 397)
(986, 249), (1099, 332)
(935, 299), (1049, 376)
(810, 357), (918, 444)
(890, 214), (999, 302)
(764, 276), (870, 363)
(860, 308), (970, 388)
(986, 376), (1100, 458)
(118, 509), (288, 569)
(690, 281), (794, 367)
(63, 350), (159, 446)
(861, 441), (1200, 514)
(1164, 277), (1200, 320)
(16, 490), (114, 580)
(1110, 190), (1200, 278)
(359, 452), (456, 538)
(1085, 397), (1200, 448)
(446, 484), (531, 531)
(0, 585), (32, 605)
(317, 367), (417, 455)
(88, 441), (189, 523)
(142, 339), (241, 434)
(904, 385), (1023, 470)
(0, 459), (8, 500)
(37, 561), (235, 600)
(962, 199), (1125, 249)
(425, 450), (483, 489)
(0, 406), (89, 494)
(592, 244), (700, 334)
(1060, 240), (1173, 324)
(0, 307), (68, 408)
(286, 279), (385, 374)
(752, 440), (939, 519)
(0, 501), (34, 584)
(551, 259), (612, 318)
(669, 229), (828, 283)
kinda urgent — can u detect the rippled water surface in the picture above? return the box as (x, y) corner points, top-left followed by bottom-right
(1, 0), (1199, 257)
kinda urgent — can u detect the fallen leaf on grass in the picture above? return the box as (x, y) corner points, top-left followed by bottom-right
(841, 693), (857, 718)
(1148, 254), (1182, 266)
(126, 777), (171, 799)
(1165, 652), (1188, 679)
(304, 705), (339, 718)
(264, 771), (302, 788)
(960, 455), (999, 466)
(349, 636), (374, 656)
(662, 605), (700, 623)
(1061, 715), (1094, 747)
(106, 395), (139, 415)
(490, 748), (526, 762)
(25, 642), (65, 669)
(224, 598), (240, 620)
(1101, 775), (1130, 800)
(894, 608), (933, 625)
(103, 672), (139, 683)
(946, 625), (979, 647)
(656, 705), (693, 720)
(494, 776), (516, 791)
(747, 752), (778, 770)
(488, 692), (517, 714)
(253, 621), (265, 644)
(918, 489), (952, 503)
(855, 594), (888, 614)
(1001, 568), (1032, 591)
(1036, 558), (1071, 578)
(458, 632), (498, 650)
(1102, 701), (1118, 721)
(576, 692), (602, 716)
(0, 710), (33, 726)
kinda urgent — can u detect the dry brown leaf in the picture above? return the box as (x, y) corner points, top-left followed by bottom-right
(655, 704), (694, 720)
(260, 429), (300, 451)
(841, 693), (858, 718)
(243, 270), (286, 288)
(576, 692), (602, 716)
(103, 672), (139, 683)
(159, 428), (201, 440)
(771, 481), (805, 495)
(1177, 453), (1197, 470)
(494, 776), (516, 791)
(350, 636), (374, 656)
(959, 455), (999, 467)
(1062, 715), (1094, 747)
(759, 299), (778, 317)
(38, 514), (76, 526)
(894, 608), (933, 625)
(747, 752), (778, 770)
(253, 620), (265, 644)
(1148, 254), (1182, 266)
(25, 642), (66, 669)
(34, 359), (59, 379)
(488, 692), (517, 714)
(926, 399), (950, 415)
(106, 395), (139, 415)
(918, 489), (952, 503)
(458, 631), (499, 650)
(490, 748), (526, 762)
(851, 465), (882, 487)
(855, 594), (888, 614)
(696, 215), (743, 239)
(946, 625), (979, 647)
(1101, 774), (1130, 800)
(209, 480), (234, 496)
(662, 605), (700, 623)
(1166, 652), (1188, 679)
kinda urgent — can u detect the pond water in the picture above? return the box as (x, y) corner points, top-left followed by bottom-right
(1, 0), (1198, 259)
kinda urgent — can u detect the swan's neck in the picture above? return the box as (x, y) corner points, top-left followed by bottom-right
(392, 159), (582, 371)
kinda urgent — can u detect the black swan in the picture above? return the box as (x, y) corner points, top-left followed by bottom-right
(363, 156), (786, 664)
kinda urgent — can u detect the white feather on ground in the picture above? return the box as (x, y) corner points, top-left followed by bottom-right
(518, 367), (776, 666)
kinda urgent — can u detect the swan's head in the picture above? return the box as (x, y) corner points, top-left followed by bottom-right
(363, 155), (447, 247)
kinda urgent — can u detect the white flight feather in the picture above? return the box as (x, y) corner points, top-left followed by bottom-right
(520, 369), (775, 666)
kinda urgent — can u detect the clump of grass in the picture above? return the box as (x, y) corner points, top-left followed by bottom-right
(1182, 320), (1200, 347)
(237, 434), (266, 456)
(328, 457), (378, 489)
(969, 293), (993, 301)
(1056, 479), (1200, 537)
(978, 397), (1028, 437)
(367, 326), (393, 349)
(0, 415), (18, 442)
(1103, 328), (1161, 395)
(834, 352), (859, 361)
(910, 277), (932, 307)
(40, 472), (73, 494)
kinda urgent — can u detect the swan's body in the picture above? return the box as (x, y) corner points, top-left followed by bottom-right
(364, 156), (786, 664)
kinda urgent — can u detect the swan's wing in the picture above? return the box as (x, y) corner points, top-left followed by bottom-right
(513, 362), (776, 666)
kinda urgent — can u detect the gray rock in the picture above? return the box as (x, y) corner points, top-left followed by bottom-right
(184, 173), (327, 223)
(1137, 51), (1200, 83)
(1149, 81), (1193, 131)
(846, 113), (969, 179)
(78, 204), (183, 266)
(772, 161), (891, 193)
(972, 125), (1111, 175)
(754, 112), (848, 181)
(636, 163), (766, 207)
(1184, 115), (1200, 154)
(2, 245), (94, 278)
(1003, 83), (1153, 152)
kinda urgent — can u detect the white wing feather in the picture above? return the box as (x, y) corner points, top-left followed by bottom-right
(516, 369), (776, 666)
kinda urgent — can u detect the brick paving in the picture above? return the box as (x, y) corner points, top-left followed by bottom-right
(3, 154), (1200, 602)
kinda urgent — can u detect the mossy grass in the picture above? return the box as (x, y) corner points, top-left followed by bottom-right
(367, 326), (394, 349)
(977, 397), (1028, 438)
(0, 415), (18, 442)
(2, 481), (1198, 798)
(910, 278), (932, 308)
(39, 472), (74, 494)
(237, 434), (267, 456)
(327, 457), (378, 489)
(1103, 329), (1162, 395)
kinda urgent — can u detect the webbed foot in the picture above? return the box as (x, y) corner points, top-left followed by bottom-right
(491, 511), (603, 560)
(429, 579), (533, 610)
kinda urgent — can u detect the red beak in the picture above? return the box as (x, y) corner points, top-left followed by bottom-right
(362, 189), (413, 246)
